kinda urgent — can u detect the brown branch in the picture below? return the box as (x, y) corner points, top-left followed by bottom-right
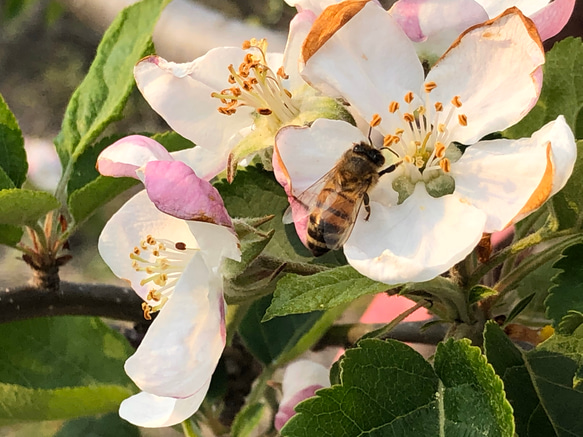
(0, 281), (145, 324)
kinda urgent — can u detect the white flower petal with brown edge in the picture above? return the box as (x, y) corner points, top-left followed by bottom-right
(426, 9), (544, 145)
(283, 10), (319, 91)
(119, 380), (210, 428)
(301, 1), (423, 135)
(344, 183), (487, 284)
(124, 252), (225, 399)
(134, 52), (254, 152)
(451, 116), (576, 232)
(98, 191), (197, 301)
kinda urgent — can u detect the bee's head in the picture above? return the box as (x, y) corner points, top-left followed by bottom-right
(352, 142), (385, 166)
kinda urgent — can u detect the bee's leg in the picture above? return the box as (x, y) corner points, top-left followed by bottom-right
(378, 160), (403, 177)
(364, 193), (371, 221)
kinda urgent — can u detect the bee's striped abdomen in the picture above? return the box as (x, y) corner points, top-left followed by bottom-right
(306, 186), (356, 256)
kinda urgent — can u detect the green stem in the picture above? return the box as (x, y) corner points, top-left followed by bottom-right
(363, 300), (431, 340)
(495, 233), (583, 293)
(181, 419), (202, 437)
(246, 364), (276, 406)
(468, 228), (577, 287)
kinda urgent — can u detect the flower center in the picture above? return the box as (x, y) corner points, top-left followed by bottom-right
(211, 38), (300, 128)
(129, 235), (198, 320)
(381, 82), (467, 201)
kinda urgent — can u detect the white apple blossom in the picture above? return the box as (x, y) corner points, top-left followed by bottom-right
(390, 0), (575, 60)
(133, 4), (351, 182)
(274, 3), (576, 284)
(97, 136), (240, 427)
(275, 359), (331, 430)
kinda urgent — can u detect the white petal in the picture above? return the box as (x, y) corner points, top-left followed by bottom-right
(545, 115), (577, 196)
(119, 381), (210, 428)
(134, 53), (254, 151)
(97, 135), (173, 179)
(280, 360), (329, 407)
(451, 116), (576, 232)
(172, 146), (229, 182)
(283, 11), (317, 91)
(475, 0), (549, 17)
(301, 1), (423, 134)
(188, 221), (242, 266)
(413, 0), (488, 59)
(426, 10), (544, 145)
(274, 118), (366, 195)
(344, 184), (486, 284)
(125, 253), (225, 398)
(98, 191), (196, 301)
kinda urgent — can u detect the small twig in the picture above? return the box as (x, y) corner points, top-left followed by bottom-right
(316, 320), (447, 348)
(0, 281), (145, 323)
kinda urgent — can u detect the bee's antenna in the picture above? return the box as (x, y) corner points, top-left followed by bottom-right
(379, 146), (400, 158)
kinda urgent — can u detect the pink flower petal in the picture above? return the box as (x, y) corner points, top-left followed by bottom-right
(97, 135), (173, 179)
(142, 160), (232, 228)
(531, 0), (576, 40)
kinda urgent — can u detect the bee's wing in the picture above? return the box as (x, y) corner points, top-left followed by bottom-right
(282, 168), (339, 225)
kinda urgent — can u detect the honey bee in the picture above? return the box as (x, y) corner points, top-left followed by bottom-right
(287, 141), (400, 257)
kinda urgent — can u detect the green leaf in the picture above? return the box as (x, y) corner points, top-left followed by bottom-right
(265, 266), (386, 320)
(282, 338), (513, 437)
(68, 176), (137, 224)
(0, 384), (132, 424)
(558, 310), (583, 335)
(0, 224), (23, 247)
(484, 322), (583, 437)
(504, 38), (583, 139)
(0, 189), (59, 225)
(54, 0), (171, 167)
(215, 166), (345, 266)
(238, 294), (324, 365)
(231, 403), (265, 437)
(0, 316), (135, 422)
(55, 413), (140, 437)
(434, 339), (514, 437)
(546, 243), (583, 328)
(223, 217), (275, 280)
(0, 93), (27, 187)
(504, 292), (536, 325)
(551, 139), (583, 228)
(468, 285), (498, 305)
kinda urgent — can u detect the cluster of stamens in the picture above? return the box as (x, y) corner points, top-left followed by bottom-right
(130, 235), (198, 320)
(381, 81), (467, 180)
(211, 38), (299, 125)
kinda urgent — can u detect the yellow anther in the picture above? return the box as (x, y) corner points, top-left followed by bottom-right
(424, 82), (437, 92)
(146, 235), (155, 245)
(451, 95), (462, 108)
(370, 114), (382, 127)
(434, 102), (443, 112)
(417, 105), (426, 116)
(439, 158), (451, 172)
(242, 40), (251, 49)
(415, 156), (424, 168)
(133, 247), (140, 255)
(277, 66), (289, 79)
(438, 123), (446, 133)
(435, 142), (445, 158)
(395, 128), (404, 135)
(142, 302), (153, 321)
(403, 113), (415, 123)
(228, 75), (236, 84)
(389, 101), (400, 113)
(458, 114), (468, 126)
(404, 92), (414, 104)
(404, 155), (413, 163)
